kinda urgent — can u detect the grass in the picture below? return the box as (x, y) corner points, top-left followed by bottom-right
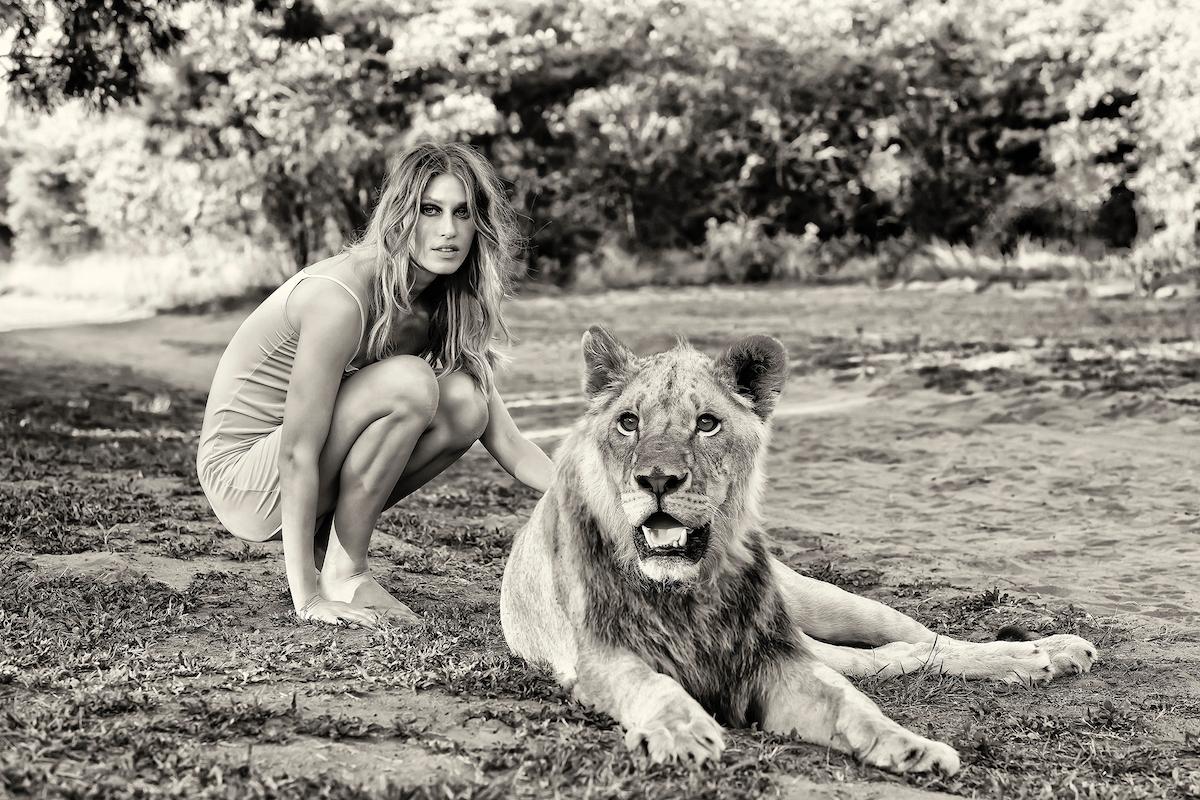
(3, 233), (1194, 324)
(2, 344), (1198, 798)
(564, 231), (1197, 297)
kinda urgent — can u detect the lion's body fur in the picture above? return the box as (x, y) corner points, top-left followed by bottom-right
(500, 328), (1097, 773)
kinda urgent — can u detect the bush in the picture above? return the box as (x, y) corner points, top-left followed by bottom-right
(773, 225), (824, 282)
(571, 238), (717, 290)
(6, 108), (100, 261)
(1043, 0), (1200, 282)
(1129, 234), (1200, 294)
(570, 236), (648, 291)
(78, 116), (266, 253)
(0, 128), (17, 262)
(702, 218), (830, 283)
(702, 217), (777, 283)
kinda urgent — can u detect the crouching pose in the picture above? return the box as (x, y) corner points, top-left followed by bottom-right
(197, 142), (554, 628)
(500, 327), (1096, 774)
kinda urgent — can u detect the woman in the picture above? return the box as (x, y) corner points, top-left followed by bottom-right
(196, 142), (555, 628)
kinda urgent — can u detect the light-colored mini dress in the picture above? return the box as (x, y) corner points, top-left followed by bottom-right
(196, 267), (367, 541)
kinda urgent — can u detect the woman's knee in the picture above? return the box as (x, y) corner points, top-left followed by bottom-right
(435, 372), (489, 446)
(318, 356), (437, 499)
(372, 356), (439, 424)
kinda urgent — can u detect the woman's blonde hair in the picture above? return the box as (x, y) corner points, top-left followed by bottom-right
(345, 142), (521, 394)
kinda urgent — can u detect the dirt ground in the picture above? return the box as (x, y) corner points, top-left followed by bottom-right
(2, 283), (1199, 799)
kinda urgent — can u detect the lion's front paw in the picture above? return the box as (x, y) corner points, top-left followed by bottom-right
(624, 694), (724, 764)
(863, 727), (961, 775)
(1035, 633), (1097, 678)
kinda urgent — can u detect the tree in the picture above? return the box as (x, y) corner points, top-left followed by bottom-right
(0, 0), (329, 110)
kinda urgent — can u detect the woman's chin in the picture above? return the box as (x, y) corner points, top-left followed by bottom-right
(414, 258), (465, 277)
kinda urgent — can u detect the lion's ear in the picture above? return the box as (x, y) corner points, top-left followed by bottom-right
(717, 335), (788, 419)
(581, 326), (633, 398)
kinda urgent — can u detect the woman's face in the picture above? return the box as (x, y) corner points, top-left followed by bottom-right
(412, 173), (476, 278)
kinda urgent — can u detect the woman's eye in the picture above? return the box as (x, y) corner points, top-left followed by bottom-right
(454, 207), (470, 219)
(617, 413), (639, 435)
(697, 414), (721, 436)
(421, 205), (439, 215)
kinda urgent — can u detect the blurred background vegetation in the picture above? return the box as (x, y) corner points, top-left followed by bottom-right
(0, 0), (1197, 308)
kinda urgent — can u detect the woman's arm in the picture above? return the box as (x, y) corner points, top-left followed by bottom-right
(480, 387), (556, 494)
(278, 282), (374, 625)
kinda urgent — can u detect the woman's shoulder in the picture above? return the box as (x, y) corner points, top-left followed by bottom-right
(302, 251), (371, 300)
(285, 255), (367, 335)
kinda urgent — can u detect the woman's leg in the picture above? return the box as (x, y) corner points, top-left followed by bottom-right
(308, 356), (440, 614)
(380, 371), (490, 508)
(311, 365), (490, 616)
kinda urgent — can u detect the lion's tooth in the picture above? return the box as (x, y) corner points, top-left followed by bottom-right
(642, 525), (674, 548)
(643, 525), (687, 549)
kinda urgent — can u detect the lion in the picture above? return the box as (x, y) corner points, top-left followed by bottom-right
(499, 327), (1097, 774)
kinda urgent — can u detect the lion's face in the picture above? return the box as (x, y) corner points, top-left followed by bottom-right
(573, 328), (787, 585)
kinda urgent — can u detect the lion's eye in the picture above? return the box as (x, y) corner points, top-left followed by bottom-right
(697, 414), (721, 436)
(616, 412), (639, 435)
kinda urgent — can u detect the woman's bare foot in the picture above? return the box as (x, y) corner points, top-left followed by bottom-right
(319, 570), (419, 624)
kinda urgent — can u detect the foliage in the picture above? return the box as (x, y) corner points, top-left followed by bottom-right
(2, 0), (191, 110)
(702, 217), (776, 283)
(5, 107), (100, 261)
(1, 103), (290, 300)
(1, 0), (1198, 293)
(0, 126), (17, 261)
(1047, 0), (1200, 286)
(163, 3), (405, 265)
(0, 0), (326, 109)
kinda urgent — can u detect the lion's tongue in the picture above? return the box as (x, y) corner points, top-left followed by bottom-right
(642, 513), (687, 549)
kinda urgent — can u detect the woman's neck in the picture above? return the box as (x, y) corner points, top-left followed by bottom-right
(351, 251), (438, 304)
(409, 266), (437, 298)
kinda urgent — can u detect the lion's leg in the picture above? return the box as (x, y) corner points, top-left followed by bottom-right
(770, 557), (937, 646)
(500, 503), (578, 686)
(574, 646), (724, 764)
(768, 559), (1098, 681)
(802, 631), (1097, 683)
(760, 654), (960, 775)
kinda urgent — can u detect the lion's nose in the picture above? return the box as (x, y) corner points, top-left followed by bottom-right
(636, 470), (688, 500)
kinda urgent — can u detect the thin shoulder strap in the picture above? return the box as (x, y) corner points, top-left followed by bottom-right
(297, 272), (367, 352)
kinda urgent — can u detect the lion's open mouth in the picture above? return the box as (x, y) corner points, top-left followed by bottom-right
(641, 512), (689, 549)
(633, 512), (710, 563)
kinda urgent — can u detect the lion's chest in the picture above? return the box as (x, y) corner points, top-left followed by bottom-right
(585, 572), (798, 726)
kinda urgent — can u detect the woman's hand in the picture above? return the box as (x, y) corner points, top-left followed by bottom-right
(296, 595), (380, 628)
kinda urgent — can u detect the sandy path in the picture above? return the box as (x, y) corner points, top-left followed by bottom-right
(762, 378), (1200, 629)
